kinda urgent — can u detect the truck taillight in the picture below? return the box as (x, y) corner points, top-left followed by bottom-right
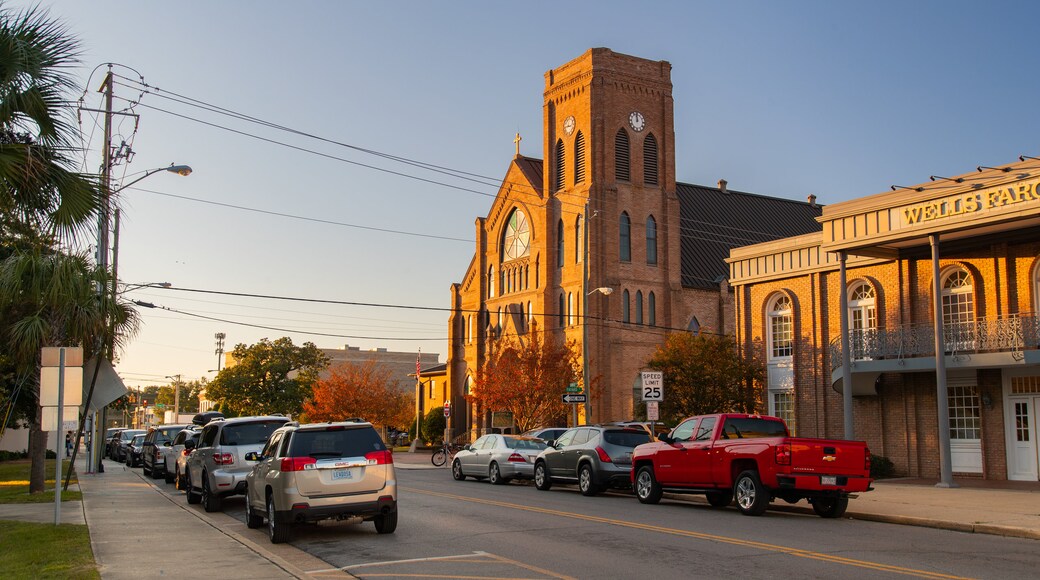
(865, 448), (872, 471)
(280, 457), (316, 472)
(507, 452), (526, 463)
(775, 443), (791, 465)
(213, 453), (234, 465)
(595, 446), (613, 463)
(365, 450), (393, 465)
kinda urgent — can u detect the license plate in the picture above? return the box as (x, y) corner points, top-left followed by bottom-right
(821, 476), (837, 486)
(332, 468), (354, 481)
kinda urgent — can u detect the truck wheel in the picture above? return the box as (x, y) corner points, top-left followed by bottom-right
(706, 491), (732, 507)
(734, 470), (769, 516)
(812, 496), (849, 518)
(534, 462), (552, 491)
(635, 466), (662, 504)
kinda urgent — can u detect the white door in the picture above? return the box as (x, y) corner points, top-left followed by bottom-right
(948, 371), (982, 474)
(1008, 397), (1039, 481)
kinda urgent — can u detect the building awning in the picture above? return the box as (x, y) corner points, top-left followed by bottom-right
(82, 358), (128, 412)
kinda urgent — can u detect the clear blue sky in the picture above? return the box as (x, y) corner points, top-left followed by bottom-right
(18, 1), (1040, 389)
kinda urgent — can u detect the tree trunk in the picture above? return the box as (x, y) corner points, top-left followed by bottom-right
(28, 402), (47, 494)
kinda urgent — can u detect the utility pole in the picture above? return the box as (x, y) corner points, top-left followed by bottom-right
(98, 67), (113, 295)
(214, 333), (226, 371)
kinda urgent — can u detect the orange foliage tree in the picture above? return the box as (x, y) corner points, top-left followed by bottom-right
(471, 323), (580, 433)
(302, 360), (414, 430)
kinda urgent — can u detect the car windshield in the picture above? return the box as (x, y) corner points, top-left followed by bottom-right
(602, 430), (651, 447)
(219, 420), (286, 446)
(503, 437), (547, 450)
(120, 430), (144, 441)
(156, 427), (182, 441)
(287, 427), (386, 458)
(131, 435), (144, 444)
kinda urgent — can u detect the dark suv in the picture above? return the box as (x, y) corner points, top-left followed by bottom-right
(533, 426), (652, 495)
(141, 424), (189, 479)
(185, 416), (289, 512)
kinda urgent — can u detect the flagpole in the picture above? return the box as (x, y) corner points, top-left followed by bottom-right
(410, 348), (421, 452)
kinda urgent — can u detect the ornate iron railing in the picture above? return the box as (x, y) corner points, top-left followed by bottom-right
(829, 313), (1040, 370)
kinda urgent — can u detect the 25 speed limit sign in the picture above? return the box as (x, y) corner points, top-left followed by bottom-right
(641, 371), (663, 401)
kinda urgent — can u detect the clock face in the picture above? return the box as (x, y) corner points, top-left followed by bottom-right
(629, 111), (646, 132)
(564, 116), (575, 135)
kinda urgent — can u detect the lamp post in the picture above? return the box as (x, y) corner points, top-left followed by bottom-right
(583, 284), (614, 423)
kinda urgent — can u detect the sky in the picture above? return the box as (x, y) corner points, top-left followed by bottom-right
(13, 0), (1040, 390)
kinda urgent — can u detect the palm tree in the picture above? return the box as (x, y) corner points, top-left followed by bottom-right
(0, 1), (101, 242)
(0, 250), (139, 493)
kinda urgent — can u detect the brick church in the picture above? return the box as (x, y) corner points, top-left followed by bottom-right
(444, 48), (821, 437)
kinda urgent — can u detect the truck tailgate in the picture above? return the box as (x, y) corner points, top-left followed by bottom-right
(788, 438), (868, 476)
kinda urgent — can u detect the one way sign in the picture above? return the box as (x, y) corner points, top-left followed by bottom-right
(562, 393), (587, 404)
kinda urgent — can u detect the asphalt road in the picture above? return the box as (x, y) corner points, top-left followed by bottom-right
(214, 468), (1038, 580)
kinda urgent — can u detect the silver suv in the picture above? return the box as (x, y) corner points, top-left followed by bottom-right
(185, 416), (289, 512)
(244, 420), (398, 543)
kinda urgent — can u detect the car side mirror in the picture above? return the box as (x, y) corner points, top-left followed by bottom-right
(545, 440), (556, 448)
(658, 434), (673, 444)
(184, 440), (196, 451)
(244, 451), (259, 461)
(163, 441), (172, 447)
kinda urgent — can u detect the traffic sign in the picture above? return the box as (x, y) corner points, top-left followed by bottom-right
(641, 371), (663, 401)
(646, 401), (660, 421)
(562, 393), (587, 404)
(566, 382), (581, 393)
(443, 400), (451, 418)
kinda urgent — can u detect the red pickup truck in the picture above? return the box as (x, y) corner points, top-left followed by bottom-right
(630, 413), (872, 518)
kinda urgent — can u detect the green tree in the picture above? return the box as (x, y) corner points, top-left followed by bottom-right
(156, 377), (205, 414)
(205, 338), (329, 417)
(0, 3), (101, 241)
(0, 250), (139, 493)
(645, 332), (765, 425)
(421, 407), (445, 445)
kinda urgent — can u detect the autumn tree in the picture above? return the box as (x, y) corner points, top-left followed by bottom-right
(205, 337), (329, 417)
(472, 323), (580, 433)
(645, 332), (764, 424)
(302, 359), (413, 430)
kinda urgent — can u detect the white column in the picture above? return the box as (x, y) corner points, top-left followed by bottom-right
(931, 234), (958, 488)
(839, 252), (854, 440)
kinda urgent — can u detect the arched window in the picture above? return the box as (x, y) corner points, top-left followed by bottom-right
(648, 292), (656, 326)
(615, 128), (630, 182)
(554, 139), (565, 193)
(575, 215), (583, 264)
(568, 292), (574, 326)
(635, 290), (644, 324)
(646, 215), (658, 265)
(559, 294), (566, 327)
(849, 282), (877, 360)
(942, 268), (975, 351)
(501, 209), (531, 261)
(557, 219), (565, 269)
(574, 131), (586, 184)
(767, 293), (795, 434)
(643, 133), (658, 186)
(619, 212), (631, 262)
(622, 289), (631, 323)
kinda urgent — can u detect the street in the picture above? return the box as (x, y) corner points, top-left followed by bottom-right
(204, 468), (1038, 579)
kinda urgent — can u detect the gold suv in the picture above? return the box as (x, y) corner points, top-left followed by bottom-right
(244, 420), (398, 543)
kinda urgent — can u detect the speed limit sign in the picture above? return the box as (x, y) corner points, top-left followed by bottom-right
(641, 371), (663, 401)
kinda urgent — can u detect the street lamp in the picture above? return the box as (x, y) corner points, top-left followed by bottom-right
(165, 374), (182, 422)
(114, 164), (193, 194)
(118, 281), (171, 294)
(588, 287), (613, 296)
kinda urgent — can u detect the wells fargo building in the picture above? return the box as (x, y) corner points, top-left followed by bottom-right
(729, 159), (1040, 481)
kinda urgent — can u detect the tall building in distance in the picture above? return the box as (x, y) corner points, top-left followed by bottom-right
(446, 48), (821, 435)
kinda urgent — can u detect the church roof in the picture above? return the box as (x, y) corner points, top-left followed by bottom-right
(512, 155), (543, 195)
(676, 182), (822, 289)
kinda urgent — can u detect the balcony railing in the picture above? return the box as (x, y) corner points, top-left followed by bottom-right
(829, 313), (1040, 370)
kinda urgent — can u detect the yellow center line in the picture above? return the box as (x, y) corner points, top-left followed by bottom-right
(403, 487), (973, 580)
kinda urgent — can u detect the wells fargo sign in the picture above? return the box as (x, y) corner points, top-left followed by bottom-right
(901, 177), (1040, 226)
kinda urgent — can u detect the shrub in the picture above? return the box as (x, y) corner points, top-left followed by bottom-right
(870, 454), (895, 479)
(0, 450), (29, 461)
(422, 407), (446, 445)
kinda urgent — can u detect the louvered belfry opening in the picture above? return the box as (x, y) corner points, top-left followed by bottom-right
(615, 128), (630, 182)
(554, 139), (565, 193)
(643, 133), (658, 185)
(574, 131), (586, 184)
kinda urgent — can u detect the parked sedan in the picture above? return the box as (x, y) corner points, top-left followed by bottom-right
(173, 431), (202, 490)
(125, 434), (146, 467)
(114, 429), (145, 462)
(164, 428), (200, 485)
(452, 435), (548, 484)
(521, 427), (568, 443)
(533, 426), (651, 496)
(142, 424), (189, 479)
(104, 428), (126, 459)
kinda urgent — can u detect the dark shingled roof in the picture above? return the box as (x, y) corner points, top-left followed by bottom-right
(676, 182), (822, 289)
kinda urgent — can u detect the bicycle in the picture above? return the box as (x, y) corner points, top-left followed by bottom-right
(431, 441), (465, 467)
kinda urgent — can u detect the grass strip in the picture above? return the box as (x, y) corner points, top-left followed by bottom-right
(0, 459), (83, 503)
(0, 519), (98, 579)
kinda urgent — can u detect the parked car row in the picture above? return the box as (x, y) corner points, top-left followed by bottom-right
(452, 414), (875, 519)
(113, 413), (399, 544)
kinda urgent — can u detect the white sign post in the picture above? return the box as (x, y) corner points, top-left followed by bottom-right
(41, 346), (83, 526)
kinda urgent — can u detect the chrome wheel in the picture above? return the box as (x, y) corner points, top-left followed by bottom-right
(735, 477), (756, 510)
(635, 466), (662, 504)
(489, 463), (502, 485)
(534, 462), (551, 490)
(579, 465), (594, 495)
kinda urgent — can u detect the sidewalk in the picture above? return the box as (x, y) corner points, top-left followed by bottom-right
(392, 450), (1040, 540)
(73, 455), (353, 579)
